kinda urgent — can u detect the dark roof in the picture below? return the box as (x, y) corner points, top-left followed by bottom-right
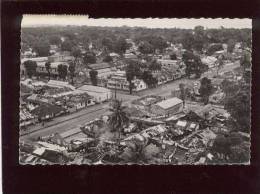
(88, 63), (111, 70)
(31, 103), (65, 118)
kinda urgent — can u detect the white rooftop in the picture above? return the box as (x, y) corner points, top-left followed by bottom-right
(47, 80), (75, 90)
(77, 85), (111, 93)
(156, 97), (183, 110)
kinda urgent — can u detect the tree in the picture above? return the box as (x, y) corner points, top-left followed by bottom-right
(182, 51), (206, 78)
(57, 64), (68, 81)
(114, 37), (128, 55)
(24, 60), (37, 78)
(71, 47), (82, 59)
(101, 37), (114, 51)
(170, 53), (177, 60)
(89, 70), (98, 86)
(61, 40), (74, 52)
(148, 60), (161, 71)
(49, 35), (61, 45)
(216, 55), (224, 75)
(138, 41), (154, 54)
(125, 60), (142, 94)
(227, 39), (236, 53)
(199, 77), (214, 104)
(207, 43), (223, 55)
(193, 26), (205, 52)
(83, 52), (97, 65)
(33, 41), (50, 57)
(181, 31), (194, 50)
(109, 99), (129, 142)
(45, 61), (51, 80)
(103, 55), (113, 63)
(142, 71), (157, 88)
(223, 83), (250, 132)
(179, 83), (186, 107)
(68, 62), (76, 85)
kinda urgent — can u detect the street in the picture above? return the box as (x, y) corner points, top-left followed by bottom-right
(20, 92), (139, 141)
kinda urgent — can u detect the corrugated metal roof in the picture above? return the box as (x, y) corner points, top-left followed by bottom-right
(156, 97), (183, 110)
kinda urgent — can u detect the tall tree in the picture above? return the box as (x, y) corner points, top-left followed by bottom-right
(33, 41), (50, 57)
(138, 41), (154, 54)
(101, 37), (114, 51)
(109, 99), (129, 142)
(23, 60), (37, 78)
(68, 62), (76, 85)
(179, 83), (186, 107)
(83, 52), (97, 65)
(227, 39), (236, 53)
(45, 61), (51, 80)
(114, 37), (128, 55)
(49, 35), (61, 45)
(89, 70), (98, 86)
(142, 71), (157, 88)
(199, 77), (214, 104)
(148, 60), (161, 71)
(193, 26), (205, 52)
(183, 51), (206, 78)
(57, 64), (68, 81)
(125, 60), (142, 94)
(222, 81), (250, 132)
(103, 55), (113, 63)
(61, 40), (74, 52)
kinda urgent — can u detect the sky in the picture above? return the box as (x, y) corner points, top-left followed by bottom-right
(22, 15), (251, 29)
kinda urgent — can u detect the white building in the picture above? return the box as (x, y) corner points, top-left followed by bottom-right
(77, 85), (112, 103)
(107, 71), (147, 91)
(151, 97), (183, 116)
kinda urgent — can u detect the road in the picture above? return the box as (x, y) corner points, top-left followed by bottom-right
(20, 61), (240, 141)
(20, 93), (139, 141)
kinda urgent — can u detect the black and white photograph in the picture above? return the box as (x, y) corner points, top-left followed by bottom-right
(19, 15), (251, 165)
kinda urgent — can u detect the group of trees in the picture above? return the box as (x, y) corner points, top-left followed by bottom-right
(137, 36), (168, 54)
(125, 60), (160, 94)
(182, 50), (208, 78)
(22, 25), (251, 58)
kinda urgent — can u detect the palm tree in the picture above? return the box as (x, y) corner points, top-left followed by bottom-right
(45, 61), (51, 80)
(109, 99), (129, 143)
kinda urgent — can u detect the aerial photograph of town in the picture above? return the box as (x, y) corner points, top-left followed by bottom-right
(19, 16), (251, 165)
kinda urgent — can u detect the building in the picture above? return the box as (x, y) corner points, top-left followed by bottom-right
(47, 80), (75, 90)
(157, 59), (178, 69)
(87, 62), (115, 79)
(124, 53), (138, 59)
(77, 85), (112, 103)
(151, 97), (183, 116)
(107, 71), (147, 91)
(66, 93), (94, 110)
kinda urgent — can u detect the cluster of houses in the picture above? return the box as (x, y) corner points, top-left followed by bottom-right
(20, 79), (112, 129)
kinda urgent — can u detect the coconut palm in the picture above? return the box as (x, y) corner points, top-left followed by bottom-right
(45, 61), (51, 80)
(109, 99), (129, 142)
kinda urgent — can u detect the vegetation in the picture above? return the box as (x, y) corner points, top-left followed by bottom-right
(183, 51), (206, 78)
(125, 60), (142, 94)
(83, 52), (96, 65)
(199, 77), (214, 104)
(45, 61), (51, 80)
(68, 62), (76, 85)
(24, 60), (37, 78)
(109, 100), (129, 142)
(89, 70), (98, 86)
(57, 64), (68, 81)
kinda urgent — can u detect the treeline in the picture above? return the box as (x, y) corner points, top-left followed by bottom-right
(21, 25), (251, 56)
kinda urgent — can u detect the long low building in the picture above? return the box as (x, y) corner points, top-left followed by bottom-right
(151, 97), (183, 116)
(77, 85), (112, 103)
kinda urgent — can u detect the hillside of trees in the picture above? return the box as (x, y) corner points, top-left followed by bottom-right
(21, 25), (251, 56)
